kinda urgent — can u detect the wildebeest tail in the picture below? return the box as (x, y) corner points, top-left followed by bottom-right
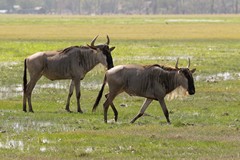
(23, 59), (27, 93)
(92, 74), (107, 112)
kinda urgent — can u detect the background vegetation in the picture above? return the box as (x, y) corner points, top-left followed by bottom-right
(0, 0), (240, 14)
(0, 14), (240, 159)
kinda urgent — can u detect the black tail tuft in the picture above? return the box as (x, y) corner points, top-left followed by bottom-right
(92, 75), (107, 112)
(23, 59), (27, 93)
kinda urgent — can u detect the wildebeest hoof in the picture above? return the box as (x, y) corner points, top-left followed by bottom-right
(78, 110), (83, 113)
(66, 109), (72, 113)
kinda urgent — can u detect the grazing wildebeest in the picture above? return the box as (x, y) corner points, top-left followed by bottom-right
(23, 35), (115, 113)
(92, 58), (196, 124)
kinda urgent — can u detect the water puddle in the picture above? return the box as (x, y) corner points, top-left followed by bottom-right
(9, 120), (76, 133)
(0, 81), (101, 100)
(0, 137), (59, 152)
(0, 139), (24, 151)
(81, 81), (101, 90)
(165, 19), (224, 23)
(0, 84), (22, 100)
(0, 72), (239, 100)
(40, 146), (47, 152)
(196, 72), (240, 82)
(13, 122), (25, 133)
(37, 82), (68, 89)
(0, 62), (19, 67)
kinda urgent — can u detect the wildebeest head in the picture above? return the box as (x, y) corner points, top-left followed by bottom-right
(175, 58), (196, 95)
(88, 35), (115, 69)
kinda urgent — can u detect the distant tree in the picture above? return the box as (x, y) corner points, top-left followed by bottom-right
(221, 0), (227, 14)
(16, 0), (42, 9)
(1, 0), (239, 15)
(181, 0), (185, 14)
(211, 0), (215, 14)
(235, 0), (239, 13)
(44, 0), (55, 13)
(6, 0), (16, 11)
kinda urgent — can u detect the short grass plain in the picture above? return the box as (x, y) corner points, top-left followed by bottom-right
(0, 14), (240, 159)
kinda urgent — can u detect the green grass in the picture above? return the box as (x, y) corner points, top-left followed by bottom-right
(1, 14), (240, 40)
(0, 15), (240, 159)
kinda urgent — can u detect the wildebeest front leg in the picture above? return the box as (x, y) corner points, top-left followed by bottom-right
(158, 98), (171, 124)
(74, 79), (83, 113)
(65, 80), (74, 112)
(130, 98), (153, 123)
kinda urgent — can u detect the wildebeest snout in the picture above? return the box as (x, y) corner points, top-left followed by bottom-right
(188, 89), (195, 95)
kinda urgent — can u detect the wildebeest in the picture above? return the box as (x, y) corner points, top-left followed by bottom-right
(23, 35), (115, 113)
(92, 58), (196, 124)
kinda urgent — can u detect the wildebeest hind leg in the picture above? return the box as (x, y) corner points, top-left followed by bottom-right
(110, 103), (118, 122)
(65, 80), (74, 112)
(26, 76), (42, 112)
(130, 98), (152, 123)
(103, 93), (117, 123)
(105, 93), (118, 122)
(23, 93), (27, 112)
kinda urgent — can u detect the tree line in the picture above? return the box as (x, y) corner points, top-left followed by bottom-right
(0, 0), (239, 14)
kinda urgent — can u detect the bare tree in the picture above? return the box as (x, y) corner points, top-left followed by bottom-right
(1, 0), (240, 15)
(181, 0), (185, 14)
(235, 0), (239, 13)
(211, 0), (215, 14)
(6, 0), (16, 12)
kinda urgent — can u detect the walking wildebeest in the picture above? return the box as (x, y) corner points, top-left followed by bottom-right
(23, 35), (115, 113)
(92, 58), (196, 124)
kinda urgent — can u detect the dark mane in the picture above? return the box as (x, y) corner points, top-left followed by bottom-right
(80, 46), (90, 49)
(58, 46), (80, 54)
(59, 45), (92, 54)
(144, 64), (177, 71)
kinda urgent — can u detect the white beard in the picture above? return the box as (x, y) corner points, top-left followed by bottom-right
(166, 86), (188, 100)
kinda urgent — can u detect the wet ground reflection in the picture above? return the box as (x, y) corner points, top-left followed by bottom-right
(0, 72), (239, 100)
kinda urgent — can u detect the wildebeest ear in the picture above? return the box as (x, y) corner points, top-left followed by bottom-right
(191, 68), (196, 73)
(110, 47), (115, 51)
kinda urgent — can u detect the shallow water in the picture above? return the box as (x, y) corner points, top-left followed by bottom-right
(0, 139), (24, 151)
(0, 72), (239, 100)
(165, 19), (224, 23)
(0, 84), (22, 100)
(0, 81), (101, 100)
(13, 122), (25, 133)
(0, 61), (19, 67)
(2, 120), (74, 135)
(195, 72), (240, 82)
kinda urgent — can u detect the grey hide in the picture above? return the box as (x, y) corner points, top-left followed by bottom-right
(23, 36), (115, 113)
(93, 59), (196, 124)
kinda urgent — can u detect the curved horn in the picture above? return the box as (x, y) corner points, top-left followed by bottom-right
(91, 35), (99, 47)
(187, 58), (190, 68)
(106, 35), (110, 45)
(175, 58), (179, 69)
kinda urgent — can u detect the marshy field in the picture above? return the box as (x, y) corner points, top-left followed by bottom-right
(0, 14), (240, 159)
